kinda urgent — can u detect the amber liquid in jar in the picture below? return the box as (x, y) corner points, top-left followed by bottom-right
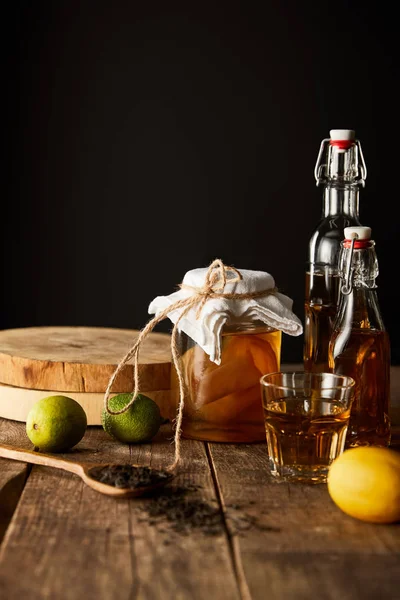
(171, 324), (282, 442)
(304, 270), (340, 372)
(329, 328), (391, 447)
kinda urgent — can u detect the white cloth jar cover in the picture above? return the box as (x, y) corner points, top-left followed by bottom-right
(148, 266), (303, 365)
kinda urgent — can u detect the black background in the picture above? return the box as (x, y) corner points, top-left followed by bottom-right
(4, 1), (400, 364)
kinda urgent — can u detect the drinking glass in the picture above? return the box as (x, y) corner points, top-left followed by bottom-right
(260, 371), (355, 483)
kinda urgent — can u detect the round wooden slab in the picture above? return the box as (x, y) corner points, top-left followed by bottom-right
(0, 382), (173, 426)
(0, 327), (171, 393)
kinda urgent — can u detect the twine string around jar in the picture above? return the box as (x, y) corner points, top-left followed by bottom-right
(103, 258), (278, 472)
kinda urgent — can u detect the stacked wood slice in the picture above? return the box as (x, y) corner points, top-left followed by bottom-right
(0, 327), (172, 425)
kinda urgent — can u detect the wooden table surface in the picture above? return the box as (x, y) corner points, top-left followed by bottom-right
(1, 366), (399, 600)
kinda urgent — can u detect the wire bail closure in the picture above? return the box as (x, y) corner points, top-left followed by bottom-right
(314, 138), (367, 187)
(341, 234), (358, 295)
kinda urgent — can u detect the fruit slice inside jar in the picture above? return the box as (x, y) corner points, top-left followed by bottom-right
(171, 327), (282, 442)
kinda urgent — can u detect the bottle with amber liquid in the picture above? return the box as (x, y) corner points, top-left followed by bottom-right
(328, 226), (391, 447)
(304, 129), (366, 372)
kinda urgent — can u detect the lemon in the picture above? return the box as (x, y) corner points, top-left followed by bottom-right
(101, 393), (162, 443)
(327, 447), (400, 524)
(26, 395), (87, 452)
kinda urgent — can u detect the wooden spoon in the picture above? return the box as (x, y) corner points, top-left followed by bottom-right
(0, 443), (173, 498)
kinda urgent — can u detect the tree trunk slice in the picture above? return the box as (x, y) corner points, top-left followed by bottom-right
(0, 326), (171, 393)
(0, 382), (172, 425)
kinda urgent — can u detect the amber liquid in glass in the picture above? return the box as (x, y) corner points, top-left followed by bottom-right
(171, 327), (282, 442)
(329, 328), (391, 447)
(304, 271), (340, 372)
(263, 396), (350, 481)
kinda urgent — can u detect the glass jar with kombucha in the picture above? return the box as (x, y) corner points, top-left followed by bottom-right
(171, 321), (282, 442)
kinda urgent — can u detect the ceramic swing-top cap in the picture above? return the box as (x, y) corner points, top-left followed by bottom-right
(344, 226), (372, 240)
(330, 129), (355, 141)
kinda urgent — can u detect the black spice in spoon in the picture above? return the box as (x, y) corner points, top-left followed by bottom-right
(89, 464), (173, 490)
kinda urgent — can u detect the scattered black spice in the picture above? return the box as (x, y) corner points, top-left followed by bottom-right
(134, 484), (282, 537)
(137, 485), (224, 536)
(89, 464), (172, 490)
(90, 465), (281, 537)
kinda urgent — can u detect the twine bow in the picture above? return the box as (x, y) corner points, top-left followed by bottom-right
(103, 259), (278, 471)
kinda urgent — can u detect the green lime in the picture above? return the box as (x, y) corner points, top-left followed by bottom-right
(26, 395), (87, 452)
(101, 393), (162, 443)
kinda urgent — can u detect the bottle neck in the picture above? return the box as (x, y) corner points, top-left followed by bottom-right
(334, 286), (385, 332)
(339, 243), (378, 290)
(334, 241), (385, 330)
(323, 185), (360, 219)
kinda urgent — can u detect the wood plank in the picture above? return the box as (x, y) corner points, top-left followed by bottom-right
(0, 420), (29, 542)
(0, 326), (171, 392)
(0, 420), (241, 600)
(208, 440), (400, 600)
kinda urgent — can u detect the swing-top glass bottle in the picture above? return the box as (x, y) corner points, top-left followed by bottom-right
(328, 226), (391, 448)
(304, 129), (366, 372)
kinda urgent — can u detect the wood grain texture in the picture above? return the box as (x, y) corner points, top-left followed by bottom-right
(0, 326), (172, 393)
(0, 382), (171, 425)
(0, 421), (241, 600)
(208, 440), (400, 600)
(0, 366), (399, 600)
(0, 421), (29, 543)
